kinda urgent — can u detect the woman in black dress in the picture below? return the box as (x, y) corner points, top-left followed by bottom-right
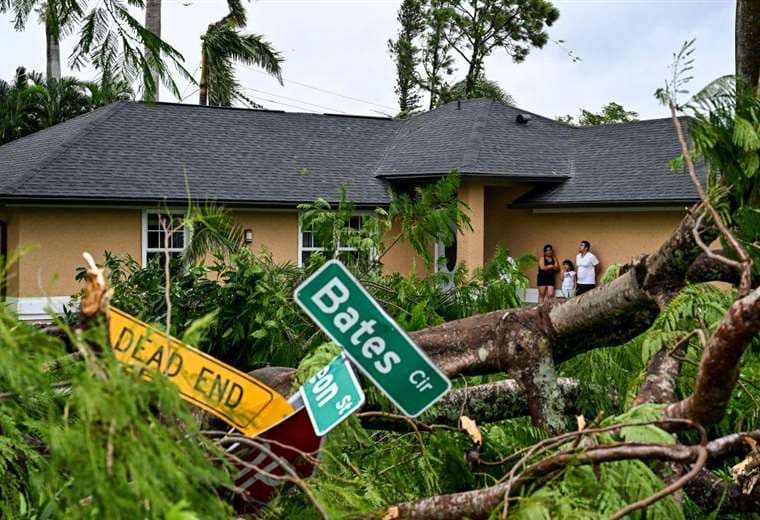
(537, 244), (559, 303)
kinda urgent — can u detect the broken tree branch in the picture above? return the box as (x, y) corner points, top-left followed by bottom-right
(687, 249), (760, 287)
(666, 285), (760, 425)
(386, 419), (707, 520)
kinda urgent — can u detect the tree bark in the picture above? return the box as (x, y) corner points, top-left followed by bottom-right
(360, 378), (579, 431)
(687, 249), (759, 287)
(144, 0), (162, 101)
(736, 0), (760, 92)
(633, 344), (685, 407)
(199, 44), (208, 106)
(247, 366), (579, 429)
(45, 17), (61, 81)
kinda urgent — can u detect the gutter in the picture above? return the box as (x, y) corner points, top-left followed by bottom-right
(509, 198), (699, 210)
(0, 196), (391, 210)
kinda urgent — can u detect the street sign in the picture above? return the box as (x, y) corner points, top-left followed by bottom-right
(108, 306), (293, 437)
(294, 260), (451, 417)
(230, 405), (322, 513)
(301, 353), (365, 436)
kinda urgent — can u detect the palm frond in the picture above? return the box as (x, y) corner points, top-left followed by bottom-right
(182, 203), (245, 266)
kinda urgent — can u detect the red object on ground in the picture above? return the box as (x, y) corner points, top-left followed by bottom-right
(230, 406), (322, 512)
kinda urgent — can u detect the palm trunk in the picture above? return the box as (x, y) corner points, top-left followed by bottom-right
(736, 0), (760, 93)
(144, 0), (162, 101)
(45, 17), (61, 81)
(199, 45), (208, 106)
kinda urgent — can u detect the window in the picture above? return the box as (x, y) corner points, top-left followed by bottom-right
(142, 211), (190, 266)
(298, 215), (368, 266)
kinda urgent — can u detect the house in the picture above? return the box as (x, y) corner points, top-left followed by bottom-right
(0, 98), (698, 320)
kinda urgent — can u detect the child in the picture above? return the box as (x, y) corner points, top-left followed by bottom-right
(561, 259), (576, 299)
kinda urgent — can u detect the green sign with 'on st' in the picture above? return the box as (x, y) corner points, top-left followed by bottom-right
(301, 353), (364, 436)
(294, 260), (451, 417)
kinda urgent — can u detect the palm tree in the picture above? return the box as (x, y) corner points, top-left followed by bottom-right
(0, 67), (101, 144)
(2, 0), (192, 100)
(143, 0), (162, 101)
(0, 0), (84, 80)
(25, 75), (91, 127)
(0, 68), (37, 143)
(199, 0), (283, 106)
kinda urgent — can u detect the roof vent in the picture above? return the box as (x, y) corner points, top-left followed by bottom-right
(516, 113), (532, 125)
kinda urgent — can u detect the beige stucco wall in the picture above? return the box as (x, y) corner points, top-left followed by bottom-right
(7, 208), (142, 297)
(457, 180), (486, 271)
(1, 207), (430, 299)
(0, 209), (20, 297)
(232, 210), (299, 264)
(484, 185), (687, 286)
(380, 219), (430, 277)
(1, 190), (686, 299)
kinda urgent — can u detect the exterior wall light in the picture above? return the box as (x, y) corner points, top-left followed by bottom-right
(244, 229), (254, 244)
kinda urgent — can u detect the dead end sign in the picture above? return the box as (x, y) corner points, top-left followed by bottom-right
(108, 306), (293, 437)
(294, 260), (451, 417)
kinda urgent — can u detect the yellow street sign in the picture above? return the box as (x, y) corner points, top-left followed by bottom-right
(108, 306), (293, 437)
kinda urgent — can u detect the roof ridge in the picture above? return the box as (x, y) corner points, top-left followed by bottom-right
(571, 115), (687, 129)
(134, 100), (394, 120)
(370, 117), (407, 177)
(5, 103), (128, 195)
(460, 99), (493, 170)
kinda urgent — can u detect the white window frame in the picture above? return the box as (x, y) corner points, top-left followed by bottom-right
(141, 209), (192, 267)
(297, 212), (374, 267)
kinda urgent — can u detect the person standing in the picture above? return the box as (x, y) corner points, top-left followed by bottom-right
(537, 244), (559, 302)
(575, 240), (599, 295)
(561, 259), (576, 298)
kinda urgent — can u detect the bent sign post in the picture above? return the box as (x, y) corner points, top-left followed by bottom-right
(108, 306), (293, 436)
(294, 260), (451, 417)
(300, 353), (365, 436)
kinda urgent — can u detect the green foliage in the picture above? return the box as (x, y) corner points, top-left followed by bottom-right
(437, 75), (515, 106)
(0, 66), (127, 144)
(201, 0), (283, 107)
(437, 0), (558, 98)
(600, 263), (623, 284)
(684, 76), (760, 275)
(389, 0), (425, 116)
(656, 42), (760, 277)
(387, 172), (472, 266)
(298, 188), (390, 272)
(0, 308), (231, 518)
(418, 0), (456, 109)
(511, 459), (682, 520)
(558, 102), (640, 126)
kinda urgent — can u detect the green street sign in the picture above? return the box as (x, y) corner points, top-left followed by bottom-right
(300, 353), (365, 436)
(294, 260), (451, 417)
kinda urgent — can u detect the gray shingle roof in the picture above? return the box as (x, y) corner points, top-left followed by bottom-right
(375, 99), (573, 179)
(0, 98), (699, 207)
(0, 102), (397, 206)
(511, 117), (701, 207)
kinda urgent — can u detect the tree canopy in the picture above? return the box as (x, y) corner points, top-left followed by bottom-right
(557, 101), (640, 126)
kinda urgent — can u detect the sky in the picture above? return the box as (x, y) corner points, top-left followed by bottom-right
(0, 0), (736, 120)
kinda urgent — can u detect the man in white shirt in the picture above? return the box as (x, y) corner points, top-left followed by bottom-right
(575, 240), (599, 295)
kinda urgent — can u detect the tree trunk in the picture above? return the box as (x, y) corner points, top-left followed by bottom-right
(199, 45), (208, 106)
(736, 0), (760, 92)
(45, 18), (61, 81)
(144, 0), (162, 101)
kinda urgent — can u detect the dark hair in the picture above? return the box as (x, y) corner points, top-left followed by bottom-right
(580, 240), (591, 250)
(563, 259), (574, 270)
(543, 244), (553, 252)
